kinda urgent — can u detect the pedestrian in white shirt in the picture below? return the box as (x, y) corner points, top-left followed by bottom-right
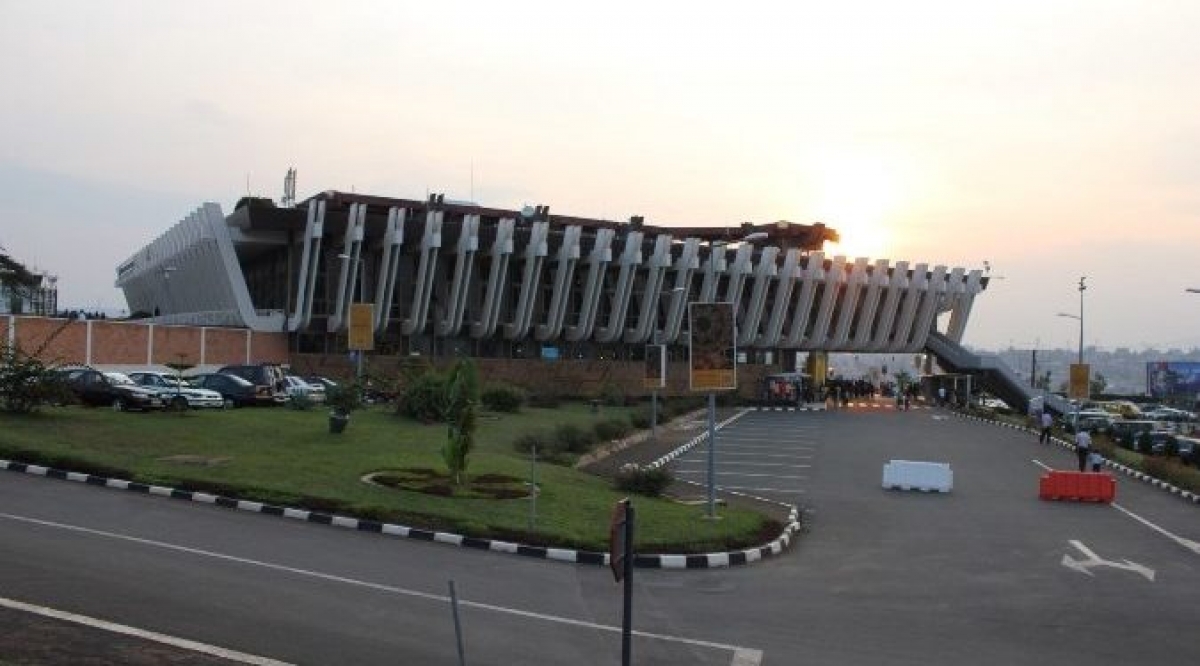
(1039, 411), (1054, 444)
(1075, 428), (1092, 472)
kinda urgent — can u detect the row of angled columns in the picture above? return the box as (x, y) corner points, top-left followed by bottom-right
(286, 204), (983, 352)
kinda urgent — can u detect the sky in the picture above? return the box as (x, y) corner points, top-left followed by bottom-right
(2, 0), (1199, 352)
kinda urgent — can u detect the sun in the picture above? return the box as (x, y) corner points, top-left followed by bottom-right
(810, 153), (904, 260)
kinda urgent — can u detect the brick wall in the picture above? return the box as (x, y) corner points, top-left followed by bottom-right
(290, 352), (778, 400)
(3, 316), (287, 369)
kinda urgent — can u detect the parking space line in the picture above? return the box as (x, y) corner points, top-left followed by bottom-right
(720, 444), (816, 448)
(717, 486), (807, 494)
(705, 452), (814, 460)
(673, 461), (812, 469)
(675, 470), (808, 480)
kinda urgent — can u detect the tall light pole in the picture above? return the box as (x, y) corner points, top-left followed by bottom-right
(701, 231), (766, 519)
(1056, 276), (1087, 414)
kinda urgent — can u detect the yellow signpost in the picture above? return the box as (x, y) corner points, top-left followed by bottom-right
(348, 303), (375, 351)
(1069, 363), (1090, 400)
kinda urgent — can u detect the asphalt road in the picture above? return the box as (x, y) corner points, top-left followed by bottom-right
(2, 402), (1198, 665)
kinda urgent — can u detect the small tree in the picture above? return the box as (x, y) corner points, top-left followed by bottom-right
(0, 320), (73, 414)
(443, 358), (479, 485)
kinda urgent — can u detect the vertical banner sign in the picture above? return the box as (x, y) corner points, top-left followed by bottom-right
(1069, 363), (1090, 400)
(688, 302), (736, 391)
(644, 344), (666, 390)
(348, 303), (375, 351)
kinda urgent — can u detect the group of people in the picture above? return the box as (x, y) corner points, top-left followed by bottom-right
(1036, 409), (1103, 472)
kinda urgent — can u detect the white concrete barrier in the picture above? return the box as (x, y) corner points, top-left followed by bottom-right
(882, 460), (953, 493)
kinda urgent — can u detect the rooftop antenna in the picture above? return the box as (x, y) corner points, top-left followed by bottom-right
(282, 167), (296, 207)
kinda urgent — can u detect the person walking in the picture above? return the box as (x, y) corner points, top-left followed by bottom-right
(1039, 411), (1054, 444)
(1075, 428), (1092, 472)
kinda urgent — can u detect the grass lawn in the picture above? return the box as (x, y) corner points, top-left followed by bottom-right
(0, 403), (776, 553)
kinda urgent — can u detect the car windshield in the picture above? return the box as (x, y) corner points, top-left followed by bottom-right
(103, 372), (135, 386)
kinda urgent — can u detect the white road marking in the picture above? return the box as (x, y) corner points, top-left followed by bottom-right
(0, 595), (292, 665)
(1061, 540), (1155, 581)
(717, 486), (807, 494)
(673, 461), (812, 469)
(1111, 503), (1200, 556)
(699, 452), (814, 461)
(0, 512), (763, 665)
(673, 470), (808, 480)
(1031, 459), (1200, 556)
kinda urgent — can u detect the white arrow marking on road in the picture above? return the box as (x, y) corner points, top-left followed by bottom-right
(1061, 540), (1156, 582)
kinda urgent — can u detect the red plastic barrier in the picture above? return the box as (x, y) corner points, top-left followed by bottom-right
(1038, 471), (1115, 503)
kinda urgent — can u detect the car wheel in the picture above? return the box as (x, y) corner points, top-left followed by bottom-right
(222, 398), (235, 410)
(112, 398), (127, 412)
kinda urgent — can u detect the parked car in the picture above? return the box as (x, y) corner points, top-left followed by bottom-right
(127, 371), (225, 409)
(1061, 410), (1114, 434)
(188, 373), (259, 408)
(1133, 430), (1176, 455)
(217, 364), (287, 405)
(303, 376), (338, 392)
(58, 368), (161, 411)
(282, 375), (324, 403)
(1175, 436), (1200, 466)
(1108, 420), (1159, 448)
(1143, 406), (1196, 423)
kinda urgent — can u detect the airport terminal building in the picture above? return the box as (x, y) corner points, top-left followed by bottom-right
(114, 190), (989, 378)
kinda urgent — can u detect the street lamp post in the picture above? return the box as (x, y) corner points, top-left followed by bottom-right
(701, 232), (766, 519)
(1056, 277), (1087, 419)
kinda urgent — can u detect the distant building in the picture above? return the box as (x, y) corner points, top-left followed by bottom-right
(1, 271), (58, 316)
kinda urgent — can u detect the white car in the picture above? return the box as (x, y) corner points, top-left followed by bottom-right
(282, 375), (325, 403)
(127, 371), (226, 409)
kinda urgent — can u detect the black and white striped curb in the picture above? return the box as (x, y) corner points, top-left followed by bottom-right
(1, 457), (800, 569)
(954, 413), (1200, 505)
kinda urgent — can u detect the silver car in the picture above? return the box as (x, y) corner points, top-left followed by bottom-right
(128, 371), (226, 409)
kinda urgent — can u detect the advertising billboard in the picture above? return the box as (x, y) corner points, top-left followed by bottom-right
(688, 302), (736, 391)
(1146, 361), (1200, 399)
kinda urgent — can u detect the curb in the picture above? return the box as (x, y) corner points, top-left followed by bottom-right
(952, 413), (1200, 505)
(1, 457), (801, 570)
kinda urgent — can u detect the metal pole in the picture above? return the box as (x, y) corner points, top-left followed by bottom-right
(621, 501), (634, 666)
(528, 445), (537, 532)
(449, 580), (466, 666)
(1077, 277), (1086, 366)
(651, 390), (658, 441)
(707, 392), (716, 518)
(706, 240), (718, 519)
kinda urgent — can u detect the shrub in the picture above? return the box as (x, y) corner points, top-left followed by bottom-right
(553, 423), (597, 454)
(613, 464), (673, 497)
(594, 418), (632, 442)
(287, 392), (314, 411)
(398, 372), (448, 422)
(481, 383), (525, 413)
(599, 382), (625, 407)
(629, 408), (652, 429)
(527, 393), (561, 409)
(511, 431), (570, 463)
